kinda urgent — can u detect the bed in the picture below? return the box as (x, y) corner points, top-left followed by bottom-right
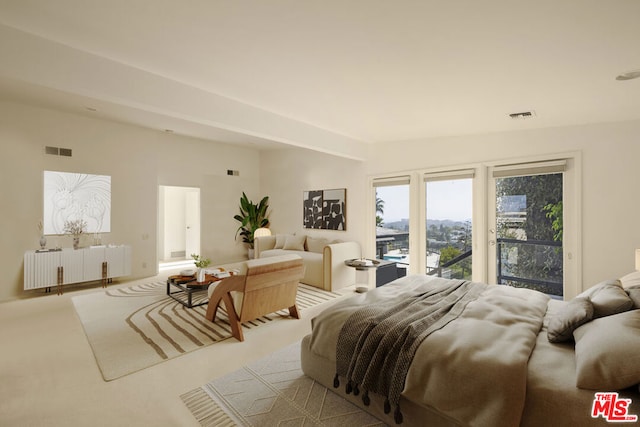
(301, 273), (640, 426)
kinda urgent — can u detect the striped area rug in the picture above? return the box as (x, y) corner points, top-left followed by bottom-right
(181, 341), (387, 427)
(72, 281), (339, 381)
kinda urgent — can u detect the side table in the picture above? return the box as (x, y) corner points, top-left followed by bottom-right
(344, 258), (380, 292)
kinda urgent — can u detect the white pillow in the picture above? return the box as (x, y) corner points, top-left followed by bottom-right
(274, 234), (291, 249)
(620, 271), (640, 289)
(306, 237), (328, 253)
(283, 235), (306, 251)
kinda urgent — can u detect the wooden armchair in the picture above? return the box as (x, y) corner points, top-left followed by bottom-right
(205, 254), (305, 341)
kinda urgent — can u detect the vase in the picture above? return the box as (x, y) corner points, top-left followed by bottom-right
(197, 268), (206, 282)
(39, 235), (47, 250)
(73, 236), (80, 250)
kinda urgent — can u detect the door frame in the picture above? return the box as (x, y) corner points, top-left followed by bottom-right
(485, 152), (581, 298)
(368, 151), (581, 299)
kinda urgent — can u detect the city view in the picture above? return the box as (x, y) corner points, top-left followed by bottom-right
(376, 179), (473, 280)
(375, 174), (563, 296)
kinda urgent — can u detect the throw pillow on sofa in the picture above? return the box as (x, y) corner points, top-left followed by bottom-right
(274, 234), (292, 249)
(283, 235), (306, 251)
(306, 237), (329, 253)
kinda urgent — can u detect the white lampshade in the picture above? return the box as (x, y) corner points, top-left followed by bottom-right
(636, 249), (640, 271)
(254, 228), (272, 238)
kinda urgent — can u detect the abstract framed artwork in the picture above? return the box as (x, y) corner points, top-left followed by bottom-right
(303, 188), (346, 230)
(43, 171), (111, 235)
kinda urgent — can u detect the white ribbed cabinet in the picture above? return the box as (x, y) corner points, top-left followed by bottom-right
(24, 245), (131, 294)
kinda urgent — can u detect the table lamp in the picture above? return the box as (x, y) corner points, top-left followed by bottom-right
(254, 228), (272, 238)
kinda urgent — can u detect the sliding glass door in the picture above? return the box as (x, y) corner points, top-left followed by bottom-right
(370, 154), (578, 297)
(488, 161), (565, 298)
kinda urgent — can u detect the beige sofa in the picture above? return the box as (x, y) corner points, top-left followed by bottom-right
(255, 234), (361, 291)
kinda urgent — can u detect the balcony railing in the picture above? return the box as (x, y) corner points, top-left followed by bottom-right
(427, 249), (472, 280)
(497, 237), (563, 297)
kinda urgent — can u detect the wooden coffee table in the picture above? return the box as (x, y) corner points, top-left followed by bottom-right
(166, 274), (221, 308)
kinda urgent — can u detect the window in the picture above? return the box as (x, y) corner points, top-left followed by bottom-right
(424, 170), (474, 280)
(373, 176), (411, 274)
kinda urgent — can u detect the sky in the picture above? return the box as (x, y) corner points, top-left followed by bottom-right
(376, 179), (472, 223)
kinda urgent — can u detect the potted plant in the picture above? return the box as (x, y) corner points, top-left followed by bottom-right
(234, 192), (270, 258)
(64, 219), (87, 249)
(191, 253), (211, 282)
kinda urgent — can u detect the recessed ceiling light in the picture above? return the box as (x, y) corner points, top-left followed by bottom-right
(85, 107), (97, 112)
(615, 70), (640, 81)
(163, 129), (174, 133)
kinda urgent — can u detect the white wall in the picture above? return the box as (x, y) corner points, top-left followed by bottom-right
(0, 101), (260, 301)
(260, 147), (367, 247)
(365, 121), (640, 288)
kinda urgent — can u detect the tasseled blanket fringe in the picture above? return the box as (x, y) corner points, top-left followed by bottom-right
(334, 373), (404, 424)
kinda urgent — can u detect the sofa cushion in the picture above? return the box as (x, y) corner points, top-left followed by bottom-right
(283, 235), (306, 251)
(274, 234), (291, 249)
(306, 237), (329, 253)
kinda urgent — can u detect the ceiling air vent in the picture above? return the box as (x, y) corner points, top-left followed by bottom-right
(509, 111), (536, 120)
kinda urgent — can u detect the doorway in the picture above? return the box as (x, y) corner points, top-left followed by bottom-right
(158, 186), (201, 269)
(488, 161), (565, 298)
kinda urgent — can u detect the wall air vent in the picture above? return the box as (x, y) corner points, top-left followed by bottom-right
(509, 111), (536, 120)
(45, 146), (73, 157)
(45, 146), (59, 155)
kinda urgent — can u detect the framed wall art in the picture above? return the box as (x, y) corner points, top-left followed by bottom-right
(303, 188), (346, 230)
(43, 171), (111, 235)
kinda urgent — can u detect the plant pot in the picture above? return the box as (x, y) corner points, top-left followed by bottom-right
(248, 248), (255, 259)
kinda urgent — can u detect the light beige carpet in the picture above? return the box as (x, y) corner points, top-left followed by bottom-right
(72, 281), (339, 381)
(181, 341), (387, 426)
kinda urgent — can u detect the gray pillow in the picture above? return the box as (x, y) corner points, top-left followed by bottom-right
(573, 310), (640, 390)
(626, 285), (640, 309)
(547, 297), (594, 343)
(577, 279), (633, 318)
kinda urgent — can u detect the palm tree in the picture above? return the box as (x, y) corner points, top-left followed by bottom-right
(376, 196), (385, 226)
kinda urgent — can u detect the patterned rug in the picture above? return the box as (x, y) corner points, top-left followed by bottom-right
(181, 341), (387, 426)
(72, 281), (339, 381)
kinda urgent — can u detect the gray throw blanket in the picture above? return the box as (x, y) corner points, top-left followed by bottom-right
(334, 279), (487, 424)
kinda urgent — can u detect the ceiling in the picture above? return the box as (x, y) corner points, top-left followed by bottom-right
(1, 0), (639, 156)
